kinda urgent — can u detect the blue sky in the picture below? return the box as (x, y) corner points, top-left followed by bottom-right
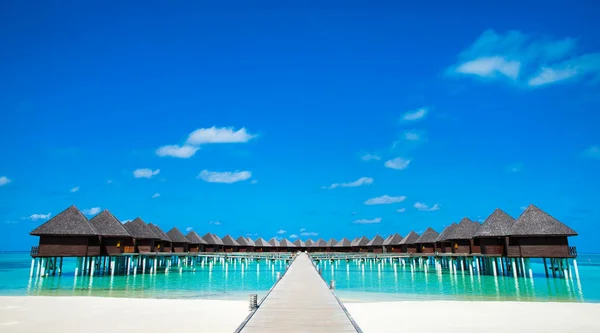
(1, 1), (599, 251)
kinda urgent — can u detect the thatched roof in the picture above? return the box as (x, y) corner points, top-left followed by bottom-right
(335, 238), (352, 247)
(398, 231), (420, 245)
(435, 223), (457, 242)
(148, 223), (171, 242)
(254, 238), (271, 247)
(31, 206), (98, 236)
(352, 236), (370, 246)
(305, 239), (315, 247)
(89, 210), (130, 237)
(123, 218), (158, 240)
(293, 239), (306, 247)
(222, 235), (240, 246)
(509, 204), (577, 237)
(366, 235), (385, 246)
(280, 239), (296, 247)
(474, 209), (515, 237)
(268, 237), (280, 247)
(326, 238), (338, 247)
(383, 233), (403, 245)
(186, 231), (207, 244)
(236, 236), (249, 246)
(415, 227), (439, 244)
(446, 218), (480, 240)
(315, 239), (327, 247)
(166, 227), (190, 243)
(202, 233), (224, 245)
(245, 237), (255, 246)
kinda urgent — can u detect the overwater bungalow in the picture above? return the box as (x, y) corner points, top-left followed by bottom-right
(222, 235), (240, 252)
(245, 237), (256, 252)
(314, 239), (327, 252)
(148, 223), (172, 253)
(473, 209), (515, 256)
(334, 238), (352, 252)
(254, 238), (271, 252)
(166, 227), (190, 253)
(268, 238), (282, 252)
(202, 233), (224, 252)
(236, 236), (251, 252)
(352, 236), (370, 253)
(293, 239), (307, 251)
(415, 227), (439, 254)
(435, 223), (457, 253)
(445, 218), (481, 254)
(30, 205), (100, 257)
(305, 239), (315, 252)
(326, 238), (338, 252)
(279, 239), (296, 252)
(366, 235), (385, 253)
(186, 231), (206, 252)
(382, 233), (403, 253)
(123, 218), (158, 253)
(89, 210), (134, 255)
(506, 204), (577, 258)
(398, 231), (420, 253)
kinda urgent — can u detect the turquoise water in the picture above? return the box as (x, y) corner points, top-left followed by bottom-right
(1, 252), (599, 302)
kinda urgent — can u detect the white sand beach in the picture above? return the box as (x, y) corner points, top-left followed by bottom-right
(345, 301), (600, 333)
(0, 296), (248, 333)
(2, 297), (600, 332)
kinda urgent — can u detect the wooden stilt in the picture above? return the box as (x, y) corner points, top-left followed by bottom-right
(543, 258), (549, 277)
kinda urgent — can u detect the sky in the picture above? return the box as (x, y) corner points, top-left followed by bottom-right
(1, 1), (599, 252)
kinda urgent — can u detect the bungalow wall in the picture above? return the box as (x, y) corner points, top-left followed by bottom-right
(36, 236), (96, 257)
(471, 239), (481, 254)
(173, 243), (187, 253)
(479, 238), (504, 255)
(389, 246), (402, 253)
(403, 245), (417, 253)
(102, 237), (134, 255)
(189, 245), (200, 253)
(418, 243), (435, 254)
(136, 239), (155, 253)
(87, 237), (101, 256)
(368, 247), (383, 253)
(508, 236), (571, 258)
(450, 240), (471, 254)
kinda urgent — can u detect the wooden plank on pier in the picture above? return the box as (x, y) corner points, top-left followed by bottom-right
(239, 253), (359, 332)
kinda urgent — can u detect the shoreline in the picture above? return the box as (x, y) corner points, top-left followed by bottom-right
(2, 296), (600, 332)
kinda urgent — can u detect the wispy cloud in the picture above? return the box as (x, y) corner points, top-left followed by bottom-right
(520, 206), (527, 210)
(185, 227), (193, 232)
(360, 153), (381, 161)
(250, 179), (258, 184)
(0, 176), (10, 186)
(582, 145), (600, 159)
(156, 145), (199, 158)
(384, 157), (411, 170)
(505, 163), (523, 173)
(354, 217), (382, 224)
(209, 221), (222, 226)
(289, 234), (299, 239)
(70, 186), (80, 193)
(107, 180), (113, 184)
(300, 231), (318, 237)
(122, 219), (133, 224)
(299, 228), (306, 232)
(323, 177), (374, 190)
(401, 108), (428, 121)
(23, 213), (51, 221)
(365, 195), (407, 205)
(403, 130), (424, 142)
(197, 170), (252, 183)
(186, 126), (257, 145)
(133, 168), (160, 179)
(82, 207), (101, 216)
(447, 29), (600, 87)
(276, 229), (286, 234)
(413, 202), (440, 212)
(152, 193), (160, 199)
(397, 208), (406, 213)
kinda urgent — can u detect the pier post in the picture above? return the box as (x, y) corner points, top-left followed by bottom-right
(59, 257), (63, 275)
(492, 259), (497, 276)
(111, 258), (115, 276)
(90, 257), (96, 276)
(142, 257), (146, 274)
(30, 258), (36, 277)
(153, 258), (158, 274)
(74, 257), (80, 276)
(127, 257), (132, 275)
(543, 258), (549, 277)
(511, 258), (518, 279)
(40, 258), (46, 277)
(572, 259), (580, 280)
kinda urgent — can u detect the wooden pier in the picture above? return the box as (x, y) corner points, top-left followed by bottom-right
(237, 253), (361, 332)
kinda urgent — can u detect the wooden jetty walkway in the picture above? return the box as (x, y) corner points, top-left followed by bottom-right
(237, 252), (361, 332)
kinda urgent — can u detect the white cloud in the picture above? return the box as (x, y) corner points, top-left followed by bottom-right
(323, 177), (374, 190)
(401, 108), (428, 121)
(360, 153), (381, 161)
(276, 229), (286, 234)
(289, 234), (299, 239)
(413, 202), (440, 212)
(197, 170), (252, 183)
(24, 213), (51, 221)
(384, 157), (411, 170)
(156, 145), (199, 158)
(209, 221), (222, 225)
(0, 176), (10, 186)
(505, 163), (523, 173)
(122, 219), (132, 224)
(403, 130), (423, 141)
(354, 217), (382, 224)
(82, 207), (101, 216)
(299, 228), (306, 232)
(107, 180), (113, 184)
(448, 29), (600, 87)
(250, 179), (258, 184)
(365, 195), (407, 205)
(152, 193), (160, 199)
(133, 168), (160, 179)
(186, 126), (257, 145)
(70, 186), (80, 193)
(582, 145), (600, 159)
(520, 206), (527, 210)
(186, 227), (193, 232)
(397, 208), (406, 213)
(300, 231), (318, 237)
